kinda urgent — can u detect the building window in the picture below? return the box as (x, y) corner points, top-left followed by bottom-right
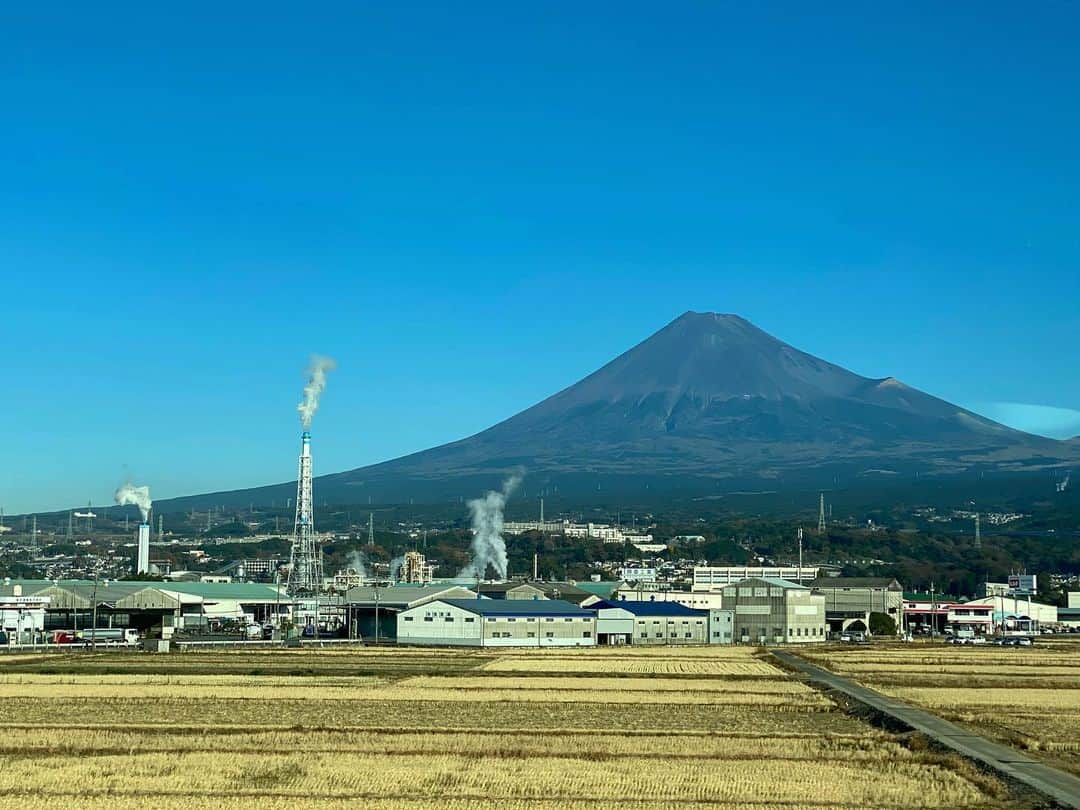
(640, 633), (647, 639)
(464, 617), (475, 623)
(583, 631), (591, 638)
(545, 618), (554, 622)
(423, 617), (433, 622)
(403, 616), (414, 622)
(507, 618), (516, 622)
(527, 632), (536, 638)
(546, 632), (554, 638)
(445, 617), (453, 622)
(564, 617), (573, 622)
(684, 633), (692, 638)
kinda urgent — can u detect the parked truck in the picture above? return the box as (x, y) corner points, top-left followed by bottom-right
(75, 628), (140, 646)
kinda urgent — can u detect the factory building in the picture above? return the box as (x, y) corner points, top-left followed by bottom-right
(693, 566), (820, 589)
(587, 600), (708, 645)
(476, 581), (599, 606)
(397, 598), (595, 647)
(707, 609), (735, 644)
(345, 584), (476, 642)
(963, 595), (1057, 631)
(807, 577), (904, 635)
(613, 587), (726, 611)
(719, 578), (826, 644)
(0, 579), (287, 638)
(0, 594), (49, 644)
(901, 598), (994, 636)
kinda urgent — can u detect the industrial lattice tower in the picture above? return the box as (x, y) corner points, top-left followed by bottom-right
(287, 431), (323, 596)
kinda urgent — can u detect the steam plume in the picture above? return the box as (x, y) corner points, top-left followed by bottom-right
(114, 483), (152, 523)
(298, 355), (337, 428)
(388, 554), (405, 583)
(347, 549), (369, 582)
(461, 475), (521, 581)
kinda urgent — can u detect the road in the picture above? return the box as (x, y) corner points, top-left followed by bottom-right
(772, 650), (1080, 809)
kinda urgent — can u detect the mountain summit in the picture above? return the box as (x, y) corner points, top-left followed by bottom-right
(159, 312), (1076, 509)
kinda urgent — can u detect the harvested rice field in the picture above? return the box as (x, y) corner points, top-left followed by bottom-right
(802, 640), (1080, 776)
(0, 645), (1016, 809)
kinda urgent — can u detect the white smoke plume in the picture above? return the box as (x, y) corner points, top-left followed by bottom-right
(347, 549), (369, 581)
(460, 475), (521, 581)
(297, 355), (337, 429)
(114, 483), (152, 523)
(388, 554), (405, 583)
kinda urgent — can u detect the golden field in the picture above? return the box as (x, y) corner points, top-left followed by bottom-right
(803, 641), (1080, 775)
(0, 645), (1012, 808)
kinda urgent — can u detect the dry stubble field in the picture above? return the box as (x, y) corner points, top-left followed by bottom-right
(0, 644), (1016, 809)
(801, 637), (1080, 776)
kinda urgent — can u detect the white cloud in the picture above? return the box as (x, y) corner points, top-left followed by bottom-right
(971, 402), (1080, 440)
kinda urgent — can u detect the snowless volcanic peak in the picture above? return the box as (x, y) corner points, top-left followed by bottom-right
(154, 312), (1079, 511)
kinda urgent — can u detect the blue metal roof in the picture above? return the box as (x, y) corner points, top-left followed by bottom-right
(589, 599), (705, 617)
(436, 598), (592, 617)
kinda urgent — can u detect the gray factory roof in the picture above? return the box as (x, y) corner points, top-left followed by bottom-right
(732, 577), (810, 590)
(808, 577), (903, 590)
(433, 598), (592, 618)
(0, 579), (284, 607)
(346, 584), (476, 608)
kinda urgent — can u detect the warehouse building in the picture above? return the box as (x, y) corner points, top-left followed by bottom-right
(808, 577), (904, 635)
(397, 598), (595, 647)
(345, 584), (476, 642)
(588, 600), (708, 645)
(693, 566), (820, 589)
(613, 587), (726, 611)
(719, 578), (826, 644)
(0, 579), (287, 638)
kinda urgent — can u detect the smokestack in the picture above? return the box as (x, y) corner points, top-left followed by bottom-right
(136, 523), (150, 574)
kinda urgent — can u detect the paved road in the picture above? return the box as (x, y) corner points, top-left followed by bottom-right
(772, 650), (1080, 809)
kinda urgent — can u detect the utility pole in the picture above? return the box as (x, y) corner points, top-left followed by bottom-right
(930, 582), (937, 641)
(797, 527), (804, 583)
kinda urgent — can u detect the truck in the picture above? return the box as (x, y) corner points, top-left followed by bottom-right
(75, 628), (140, 646)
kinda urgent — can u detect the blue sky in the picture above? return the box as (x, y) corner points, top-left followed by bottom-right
(2, 3), (1078, 514)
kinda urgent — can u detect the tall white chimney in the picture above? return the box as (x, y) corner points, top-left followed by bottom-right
(137, 523), (150, 573)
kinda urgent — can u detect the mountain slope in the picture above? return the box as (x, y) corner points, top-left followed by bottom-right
(158, 312), (1077, 509)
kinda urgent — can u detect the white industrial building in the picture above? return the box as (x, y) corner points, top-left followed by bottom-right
(964, 595), (1058, 629)
(719, 578), (826, 644)
(0, 594), (49, 643)
(614, 587), (727, 611)
(397, 598), (596, 647)
(694, 566), (820, 589)
(588, 600), (710, 645)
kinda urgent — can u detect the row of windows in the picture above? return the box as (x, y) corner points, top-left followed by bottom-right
(406, 615), (583, 623)
(635, 620), (705, 625)
(640, 632), (696, 639)
(405, 617), (476, 623)
(490, 631), (593, 639)
(738, 626), (824, 637)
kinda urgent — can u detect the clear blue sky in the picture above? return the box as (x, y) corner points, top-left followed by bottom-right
(2, 3), (1078, 514)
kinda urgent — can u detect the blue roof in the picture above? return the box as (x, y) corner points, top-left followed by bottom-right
(436, 598), (592, 617)
(589, 599), (705, 617)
